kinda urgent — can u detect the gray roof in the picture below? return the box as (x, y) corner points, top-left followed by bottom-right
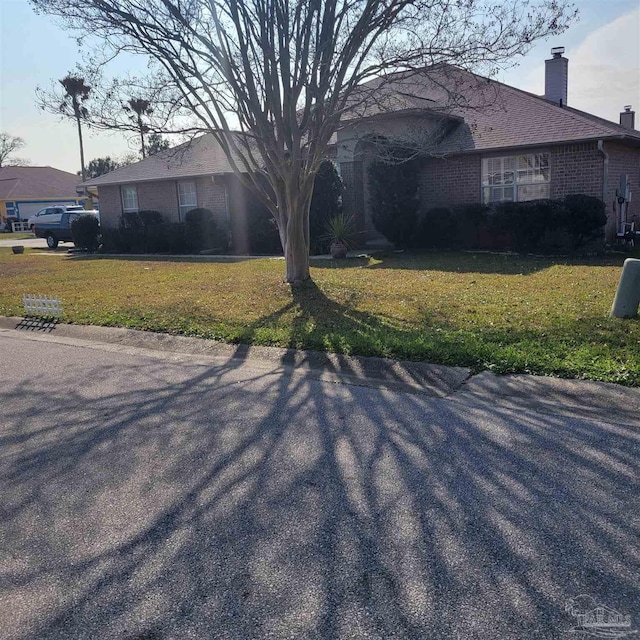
(0, 166), (83, 199)
(357, 66), (640, 154)
(83, 67), (640, 188)
(80, 134), (244, 187)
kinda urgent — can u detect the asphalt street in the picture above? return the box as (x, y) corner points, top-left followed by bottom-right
(0, 329), (638, 639)
(0, 237), (47, 248)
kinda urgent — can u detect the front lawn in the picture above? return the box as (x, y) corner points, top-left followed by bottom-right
(1, 232), (34, 241)
(1, 248), (639, 384)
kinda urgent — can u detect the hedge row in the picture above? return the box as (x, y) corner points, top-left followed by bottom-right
(416, 196), (607, 253)
(368, 156), (607, 254)
(99, 208), (225, 254)
(370, 193), (607, 254)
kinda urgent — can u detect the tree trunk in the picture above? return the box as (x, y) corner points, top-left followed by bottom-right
(281, 183), (313, 284)
(76, 112), (86, 183)
(284, 213), (310, 283)
(139, 116), (146, 158)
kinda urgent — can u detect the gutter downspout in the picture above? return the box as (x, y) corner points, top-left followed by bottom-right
(597, 139), (609, 203)
(597, 139), (612, 238)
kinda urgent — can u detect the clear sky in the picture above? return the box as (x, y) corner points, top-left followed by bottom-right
(1, 0), (639, 174)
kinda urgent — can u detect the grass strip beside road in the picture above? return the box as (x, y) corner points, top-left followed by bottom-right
(1, 247), (639, 384)
(1, 233), (35, 241)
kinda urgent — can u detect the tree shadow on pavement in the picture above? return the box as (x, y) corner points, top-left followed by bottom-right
(0, 340), (638, 639)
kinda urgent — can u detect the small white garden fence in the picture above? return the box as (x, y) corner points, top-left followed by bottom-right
(23, 294), (63, 318)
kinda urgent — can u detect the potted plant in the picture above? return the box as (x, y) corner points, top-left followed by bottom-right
(325, 212), (355, 259)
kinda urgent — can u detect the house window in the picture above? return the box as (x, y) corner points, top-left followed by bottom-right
(178, 181), (197, 219)
(121, 186), (138, 213)
(482, 153), (550, 203)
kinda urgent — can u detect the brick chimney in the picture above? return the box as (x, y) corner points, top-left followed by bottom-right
(620, 106), (636, 130)
(545, 47), (568, 106)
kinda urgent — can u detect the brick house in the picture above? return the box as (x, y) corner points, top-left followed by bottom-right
(83, 48), (640, 250)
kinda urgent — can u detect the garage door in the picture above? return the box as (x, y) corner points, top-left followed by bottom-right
(15, 201), (77, 220)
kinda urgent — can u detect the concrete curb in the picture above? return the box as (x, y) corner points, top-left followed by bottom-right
(455, 370), (640, 426)
(0, 316), (470, 397)
(2, 316), (640, 424)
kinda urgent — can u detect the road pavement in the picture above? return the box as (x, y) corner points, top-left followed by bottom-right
(0, 237), (47, 248)
(0, 326), (638, 639)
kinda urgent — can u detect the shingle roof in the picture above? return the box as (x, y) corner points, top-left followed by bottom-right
(82, 66), (640, 188)
(81, 134), (244, 187)
(0, 166), (83, 200)
(357, 66), (640, 154)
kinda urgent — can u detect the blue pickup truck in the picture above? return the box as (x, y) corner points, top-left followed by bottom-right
(34, 210), (99, 249)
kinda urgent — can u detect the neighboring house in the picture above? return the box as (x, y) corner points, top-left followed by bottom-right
(82, 47), (640, 250)
(81, 135), (248, 249)
(0, 166), (90, 225)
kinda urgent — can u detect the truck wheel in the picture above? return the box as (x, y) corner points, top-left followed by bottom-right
(46, 234), (59, 249)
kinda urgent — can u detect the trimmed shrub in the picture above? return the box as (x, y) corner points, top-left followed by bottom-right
(416, 207), (456, 249)
(408, 196), (605, 254)
(102, 222), (189, 254)
(116, 210), (165, 252)
(184, 208), (222, 253)
(100, 227), (128, 253)
(248, 199), (281, 254)
(490, 199), (565, 252)
(563, 194), (607, 249)
(145, 222), (187, 253)
(71, 214), (100, 251)
(536, 227), (575, 254)
(310, 160), (343, 254)
(138, 209), (164, 227)
(224, 173), (281, 255)
(120, 211), (142, 231)
(453, 203), (490, 249)
(368, 157), (420, 248)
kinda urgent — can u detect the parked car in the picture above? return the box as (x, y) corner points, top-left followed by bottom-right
(34, 210), (99, 249)
(27, 204), (86, 230)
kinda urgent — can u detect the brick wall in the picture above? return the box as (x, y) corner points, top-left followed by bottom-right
(96, 185), (122, 228)
(136, 181), (180, 222)
(97, 178), (229, 233)
(418, 154), (481, 210)
(549, 142), (603, 200)
(605, 141), (640, 237)
(194, 176), (228, 233)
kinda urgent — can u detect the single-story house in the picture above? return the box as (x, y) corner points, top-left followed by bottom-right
(0, 166), (94, 225)
(82, 48), (640, 250)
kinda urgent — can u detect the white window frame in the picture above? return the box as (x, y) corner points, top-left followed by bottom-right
(482, 153), (550, 204)
(178, 181), (197, 220)
(121, 186), (139, 213)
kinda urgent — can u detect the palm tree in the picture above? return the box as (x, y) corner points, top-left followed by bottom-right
(124, 98), (153, 158)
(59, 75), (91, 182)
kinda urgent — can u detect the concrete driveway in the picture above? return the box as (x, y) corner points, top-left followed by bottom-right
(0, 326), (638, 640)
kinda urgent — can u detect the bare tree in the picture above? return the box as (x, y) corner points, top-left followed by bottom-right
(30, 0), (576, 282)
(0, 133), (29, 167)
(37, 75), (91, 181)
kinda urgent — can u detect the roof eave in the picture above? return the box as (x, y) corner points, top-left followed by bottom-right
(437, 134), (640, 156)
(339, 108), (463, 127)
(82, 170), (220, 188)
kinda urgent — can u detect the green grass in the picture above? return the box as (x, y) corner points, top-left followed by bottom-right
(1, 247), (640, 384)
(1, 232), (34, 241)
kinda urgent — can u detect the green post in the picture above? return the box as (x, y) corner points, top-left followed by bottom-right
(610, 258), (640, 318)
